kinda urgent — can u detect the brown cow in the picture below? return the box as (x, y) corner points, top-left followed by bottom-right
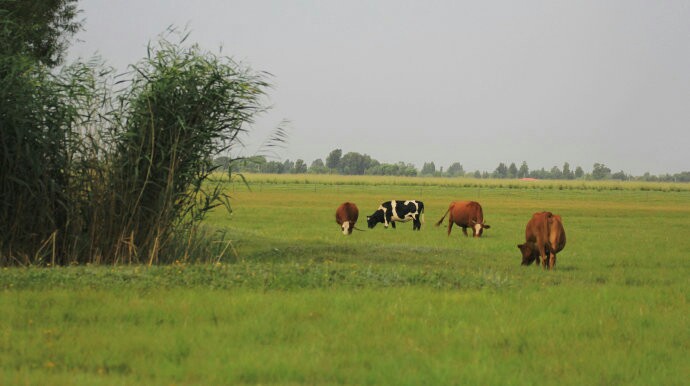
(434, 201), (490, 237)
(517, 211), (566, 269)
(336, 202), (359, 235)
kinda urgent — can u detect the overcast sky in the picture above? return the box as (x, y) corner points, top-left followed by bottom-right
(67, 0), (690, 175)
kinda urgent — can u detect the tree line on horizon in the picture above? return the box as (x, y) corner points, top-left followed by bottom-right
(216, 149), (690, 182)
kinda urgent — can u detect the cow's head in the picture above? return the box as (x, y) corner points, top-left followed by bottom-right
(341, 221), (354, 235)
(517, 243), (538, 265)
(367, 210), (384, 229)
(471, 220), (491, 237)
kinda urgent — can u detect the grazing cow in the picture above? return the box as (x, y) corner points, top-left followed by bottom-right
(434, 201), (490, 237)
(517, 211), (566, 270)
(335, 202), (359, 235)
(367, 200), (425, 230)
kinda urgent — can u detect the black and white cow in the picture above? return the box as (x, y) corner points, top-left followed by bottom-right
(367, 200), (425, 230)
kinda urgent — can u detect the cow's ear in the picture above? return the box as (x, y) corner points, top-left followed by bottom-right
(484, 224), (491, 229)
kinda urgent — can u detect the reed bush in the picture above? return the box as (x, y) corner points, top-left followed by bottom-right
(0, 55), (96, 265)
(95, 33), (270, 264)
(0, 31), (271, 265)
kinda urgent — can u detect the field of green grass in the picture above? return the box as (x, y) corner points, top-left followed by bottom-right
(2, 174), (689, 385)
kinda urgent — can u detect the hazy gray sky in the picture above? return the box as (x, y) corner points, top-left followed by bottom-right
(68, 0), (690, 175)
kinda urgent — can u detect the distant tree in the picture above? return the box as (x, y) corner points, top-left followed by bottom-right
(481, 171), (490, 179)
(508, 162), (518, 179)
(530, 168), (548, 179)
(592, 163), (611, 180)
(340, 152), (375, 175)
(574, 166), (584, 179)
(518, 161), (529, 178)
(308, 158), (328, 174)
(562, 162), (574, 180)
(641, 172), (656, 182)
(550, 165), (562, 180)
(658, 174), (674, 182)
(310, 158), (324, 168)
(325, 149), (342, 171)
(213, 156), (231, 171)
(282, 159), (294, 173)
(366, 163), (395, 176)
(611, 170), (627, 180)
(493, 163), (508, 178)
(446, 162), (464, 177)
(247, 156), (268, 173)
(217, 155), (270, 174)
(293, 159), (307, 173)
(401, 162), (418, 176)
(674, 171), (690, 182)
(263, 161), (284, 174)
(365, 164), (383, 175)
(366, 161), (417, 176)
(421, 162), (436, 175)
(473, 170), (482, 179)
(368, 162), (416, 176)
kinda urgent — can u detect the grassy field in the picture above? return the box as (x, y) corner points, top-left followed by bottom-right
(2, 174), (689, 385)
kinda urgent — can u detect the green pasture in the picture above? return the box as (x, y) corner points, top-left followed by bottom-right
(2, 175), (689, 385)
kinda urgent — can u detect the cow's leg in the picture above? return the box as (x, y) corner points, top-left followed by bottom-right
(548, 252), (556, 270)
(447, 221), (453, 236)
(462, 227), (469, 237)
(413, 218), (421, 230)
(391, 221), (396, 229)
(538, 245), (548, 269)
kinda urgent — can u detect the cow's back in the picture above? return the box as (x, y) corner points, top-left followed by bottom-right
(547, 214), (566, 253)
(450, 201), (483, 226)
(336, 202), (359, 224)
(525, 211), (552, 243)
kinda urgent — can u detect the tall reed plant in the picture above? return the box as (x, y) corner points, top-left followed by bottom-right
(0, 54), (98, 265)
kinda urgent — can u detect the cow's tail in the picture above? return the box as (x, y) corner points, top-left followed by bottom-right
(435, 208), (449, 227)
(420, 202), (425, 224)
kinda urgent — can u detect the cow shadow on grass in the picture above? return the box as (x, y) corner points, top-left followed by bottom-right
(556, 265), (577, 271)
(527, 264), (577, 271)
